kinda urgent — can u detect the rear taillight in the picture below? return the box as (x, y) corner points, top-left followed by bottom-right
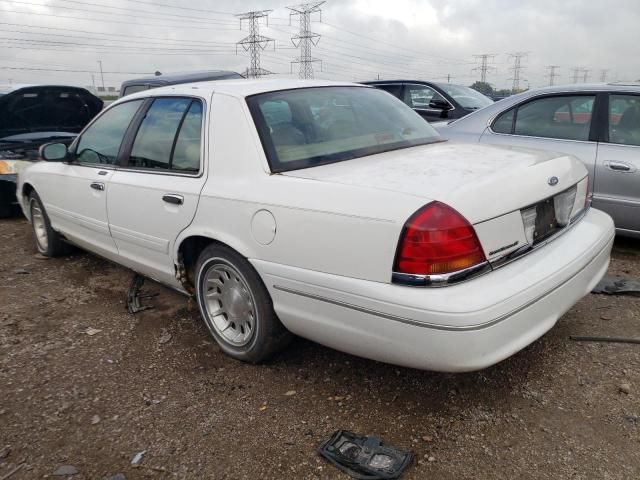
(393, 202), (487, 276)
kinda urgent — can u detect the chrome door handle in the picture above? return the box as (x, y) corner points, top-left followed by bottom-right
(162, 194), (184, 205)
(605, 161), (633, 172)
(90, 182), (105, 191)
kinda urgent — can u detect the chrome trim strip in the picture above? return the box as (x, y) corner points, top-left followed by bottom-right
(273, 239), (612, 331)
(391, 261), (491, 288)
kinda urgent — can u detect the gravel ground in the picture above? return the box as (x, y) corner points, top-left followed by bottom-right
(1, 216), (639, 480)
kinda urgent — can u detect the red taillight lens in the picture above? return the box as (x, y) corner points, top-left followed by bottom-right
(394, 202), (487, 275)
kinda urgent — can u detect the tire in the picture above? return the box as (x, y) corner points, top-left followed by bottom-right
(195, 243), (292, 363)
(28, 191), (72, 257)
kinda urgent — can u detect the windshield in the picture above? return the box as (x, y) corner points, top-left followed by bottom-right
(247, 86), (441, 172)
(434, 84), (493, 110)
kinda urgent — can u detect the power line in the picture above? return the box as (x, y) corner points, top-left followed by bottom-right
(0, 22), (237, 47)
(0, 66), (152, 74)
(0, 6), (239, 31)
(472, 54), (496, 83)
(236, 10), (275, 78)
(287, 2), (324, 79)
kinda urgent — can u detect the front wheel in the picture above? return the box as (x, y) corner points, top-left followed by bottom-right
(195, 244), (292, 363)
(28, 191), (72, 257)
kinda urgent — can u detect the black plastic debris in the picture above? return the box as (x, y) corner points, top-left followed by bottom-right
(592, 276), (640, 296)
(127, 274), (158, 314)
(318, 430), (413, 479)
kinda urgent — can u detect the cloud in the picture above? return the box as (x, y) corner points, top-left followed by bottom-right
(0, 0), (637, 89)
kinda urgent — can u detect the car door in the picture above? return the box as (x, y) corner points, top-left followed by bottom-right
(403, 83), (454, 122)
(592, 93), (640, 234)
(107, 96), (207, 286)
(480, 93), (599, 187)
(34, 99), (144, 259)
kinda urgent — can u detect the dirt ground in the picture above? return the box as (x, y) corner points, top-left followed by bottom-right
(1, 216), (639, 480)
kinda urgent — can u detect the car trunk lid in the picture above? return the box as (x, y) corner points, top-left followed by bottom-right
(282, 142), (589, 264)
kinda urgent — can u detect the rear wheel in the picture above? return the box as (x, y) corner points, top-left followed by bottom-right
(28, 191), (72, 257)
(195, 243), (292, 363)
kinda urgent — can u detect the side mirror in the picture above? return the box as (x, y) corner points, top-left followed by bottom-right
(428, 98), (452, 110)
(39, 142), (68, 161)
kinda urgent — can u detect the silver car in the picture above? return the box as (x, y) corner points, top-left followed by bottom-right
(437, 83), (640, 238)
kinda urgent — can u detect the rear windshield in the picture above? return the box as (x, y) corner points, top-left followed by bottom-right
(247, 86), (441, 172)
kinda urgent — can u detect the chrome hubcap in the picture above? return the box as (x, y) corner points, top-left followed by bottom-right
(202, 263), (256, 347)
(30, 199), (48, 252)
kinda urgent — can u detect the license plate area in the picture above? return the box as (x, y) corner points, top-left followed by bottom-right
(533, 198), (558, 243)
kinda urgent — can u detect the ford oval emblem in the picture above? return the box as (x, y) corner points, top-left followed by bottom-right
(548, 176), (559, 186)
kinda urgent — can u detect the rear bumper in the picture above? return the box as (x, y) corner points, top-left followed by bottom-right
(253, 208), (615, 372)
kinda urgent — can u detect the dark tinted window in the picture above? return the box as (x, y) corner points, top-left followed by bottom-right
(76, 100), (143, 165)
(492, 95), (595, 141)
(129, 98), (192, 170)
(492, 109), (515, 133)
(609, 94), (640, 146)
(172, 101), (203, 172)
(375, 84), (403, 99)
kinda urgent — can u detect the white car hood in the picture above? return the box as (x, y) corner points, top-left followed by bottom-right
(282, 141), (587, 224)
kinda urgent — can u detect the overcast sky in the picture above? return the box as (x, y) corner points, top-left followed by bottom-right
(1, 0), (638, 90)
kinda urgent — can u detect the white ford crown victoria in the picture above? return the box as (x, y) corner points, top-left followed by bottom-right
(18, 79), (615, 372)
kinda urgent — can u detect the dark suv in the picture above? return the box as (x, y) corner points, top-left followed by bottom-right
(363, 80), (493, 123)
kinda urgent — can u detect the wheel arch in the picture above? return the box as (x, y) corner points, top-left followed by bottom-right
(21, 182), (35, 220)
(174, 231), (256, 294)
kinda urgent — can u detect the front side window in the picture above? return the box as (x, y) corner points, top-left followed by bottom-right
(609, 94), (640, 146)
(493, 95), (596, 141)
(75, 100), (143, 165)
(403, 85), (446, 109)
(248, 86), (441, 172)
(128, 97), (202, 172)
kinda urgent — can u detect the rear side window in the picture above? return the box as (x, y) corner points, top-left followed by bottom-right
(76, 100), (143, 165)
(128, 97), (203, 172)
(608, 94), (640, 146)
(492, 95), (596, 141)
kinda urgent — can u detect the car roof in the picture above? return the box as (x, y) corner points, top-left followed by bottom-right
(362, 80), (471, 89)
(518, 83), (640, 94)
(121, 70), (242, 87)
(122, 78), (367, 100)
(0, 84), (94, 94)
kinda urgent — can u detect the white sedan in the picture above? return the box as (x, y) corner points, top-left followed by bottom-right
(17, 79), (615, 372)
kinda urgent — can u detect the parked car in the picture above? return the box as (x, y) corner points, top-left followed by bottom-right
(436, 83), (640, 238)
(119, 70), (243, 97)
(18, 80), (614, 372)
(0, 84), (103, 217)
(363, 80), (493, 122)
